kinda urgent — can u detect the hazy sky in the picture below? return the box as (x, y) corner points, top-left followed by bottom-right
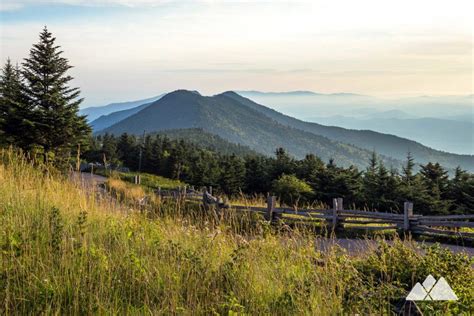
(1, 0), (472, 107)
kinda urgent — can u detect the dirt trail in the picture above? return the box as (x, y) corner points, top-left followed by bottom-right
(71, 172), (107, 188)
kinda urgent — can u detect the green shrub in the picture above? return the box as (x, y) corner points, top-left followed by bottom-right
(272, 174), (313, 206)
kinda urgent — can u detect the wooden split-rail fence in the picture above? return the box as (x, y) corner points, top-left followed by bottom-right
(156, 186), (474, 241)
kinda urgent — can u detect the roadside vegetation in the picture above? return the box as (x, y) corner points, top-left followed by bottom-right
(1, 150), (473, 314)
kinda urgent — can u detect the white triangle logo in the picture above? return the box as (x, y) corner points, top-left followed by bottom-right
(429, 277), (458, 301)
(406, 275), (458, 301)
(422, 274), (436, 292)
(406, 283), (428, 301)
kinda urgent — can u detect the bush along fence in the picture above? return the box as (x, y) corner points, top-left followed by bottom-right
(156, 186), (474, 241)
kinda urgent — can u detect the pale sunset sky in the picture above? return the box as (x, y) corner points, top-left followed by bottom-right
(1, 0), (472, 107)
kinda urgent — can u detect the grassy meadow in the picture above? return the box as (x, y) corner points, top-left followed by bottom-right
(1, 150), (473, 315)
(95, 169), (185, 191)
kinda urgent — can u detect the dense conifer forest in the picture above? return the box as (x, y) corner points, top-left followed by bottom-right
(83, 132), (474, 215)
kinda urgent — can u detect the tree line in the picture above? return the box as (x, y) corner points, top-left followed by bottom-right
(84, 133), (474, 215)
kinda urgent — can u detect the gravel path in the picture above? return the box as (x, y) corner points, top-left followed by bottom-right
(71, 172), (108, 188)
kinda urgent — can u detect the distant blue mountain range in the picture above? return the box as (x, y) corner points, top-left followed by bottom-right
(81, 90), (473, 171)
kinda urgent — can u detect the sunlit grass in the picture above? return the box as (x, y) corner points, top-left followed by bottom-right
(1, 149), (473, 315)
(96, 169), (185, 191)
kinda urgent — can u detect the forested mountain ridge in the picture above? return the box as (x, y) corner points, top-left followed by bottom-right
(102, 90), (401, 169)
(100, 90), (473, 171)
(154, 128), (260, 157)
(223, 92), (474, 171)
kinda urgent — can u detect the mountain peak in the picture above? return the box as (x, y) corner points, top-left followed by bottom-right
(219, 91), (240, 98)
(165, 89), (201, 97)
(157, 90), (202, 104)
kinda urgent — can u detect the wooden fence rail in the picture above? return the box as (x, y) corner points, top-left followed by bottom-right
(156, 186), (474, 241)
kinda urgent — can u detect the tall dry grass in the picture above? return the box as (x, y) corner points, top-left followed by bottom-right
(1, 149), (473, 315)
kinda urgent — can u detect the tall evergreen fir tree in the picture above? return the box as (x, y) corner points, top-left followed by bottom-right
(116, 133), (137, 168)
(313, 160), (338, 204)
(335, 166), (363, 207)
(101, 133), (118, 164)
(419, 162), (451, 214)
(419, 162), (449, 194)
(188, 151), (220, 188)
(272, 147), (295, 179)
(296, 154), (324, 183)
(401, 152), (415, 183)
(22, 27), (90, 160)
(374, 163), (399, 211)
(0, 59), (33, 148)
(219, 154), (246, 195)
(447, 167), (474, 214)
(244, 156), (271, 193)
(363, 151), (380, 210)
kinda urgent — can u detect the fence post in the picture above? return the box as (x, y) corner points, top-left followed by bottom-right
(209, 186), (213, 196)
(337, 197), (343, 229)
(404, 202), (413, 232)
(134, 175), (141, 185)
(332, 198), (338, 230)
(266, 195), (276, 221)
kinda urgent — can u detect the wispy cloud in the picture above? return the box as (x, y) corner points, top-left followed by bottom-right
(1, 0), (472, 105)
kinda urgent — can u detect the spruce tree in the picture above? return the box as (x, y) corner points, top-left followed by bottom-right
(272, 147), (295, 179)
(363, 151), (380, 210)
(244, 156), (271, 193)
(219, 154), (245, 195)
(447, 167), (474, 214)
(22, 27), (90, 160)
(101, 133), (118, 164)
(419, 162), (451, 214)
(0, 59), (33, 148)
(402, 152), (415, 183)
(335, 166), (363, 207)
(419, 162), (449, 194)
(296, 154), (324, 182)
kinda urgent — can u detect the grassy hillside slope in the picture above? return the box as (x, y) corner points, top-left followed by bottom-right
(1, 150), (473, 314)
